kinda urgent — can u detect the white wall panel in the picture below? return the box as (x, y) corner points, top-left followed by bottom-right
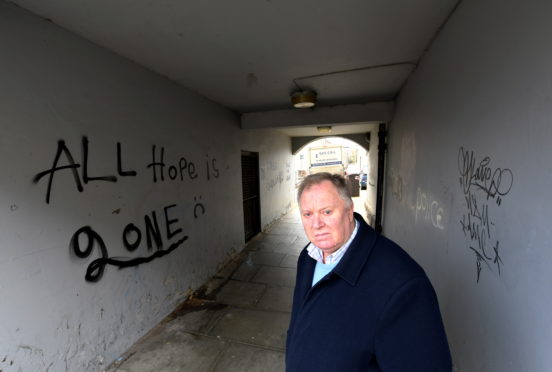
(385, 0), (552, 370)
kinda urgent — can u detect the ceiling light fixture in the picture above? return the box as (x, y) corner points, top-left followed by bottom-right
(291, 90), (317, 109)
(317, 126), (332, 134)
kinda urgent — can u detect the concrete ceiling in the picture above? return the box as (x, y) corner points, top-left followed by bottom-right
(9, 0), (459, 135)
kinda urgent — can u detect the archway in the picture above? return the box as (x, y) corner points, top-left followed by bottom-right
(293, 134), (378, 227)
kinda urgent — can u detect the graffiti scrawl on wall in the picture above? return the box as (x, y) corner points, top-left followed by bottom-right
(33, 136), (219, 204)
(457, 147), (513, 282)
(416, 188), (445, 230)
(32, 136), (217, 282)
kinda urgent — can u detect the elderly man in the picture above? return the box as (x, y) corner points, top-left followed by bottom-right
(286, 173), (452, 372)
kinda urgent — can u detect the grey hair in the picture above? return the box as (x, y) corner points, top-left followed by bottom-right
(297, 172), (353, 208)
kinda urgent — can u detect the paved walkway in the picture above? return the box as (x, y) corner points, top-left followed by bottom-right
(106, 209), (307, 372)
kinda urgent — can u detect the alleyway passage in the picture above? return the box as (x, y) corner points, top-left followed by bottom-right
(106, 208), (307, 372)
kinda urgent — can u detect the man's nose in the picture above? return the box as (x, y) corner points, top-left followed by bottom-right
(312, 213), (324, 229)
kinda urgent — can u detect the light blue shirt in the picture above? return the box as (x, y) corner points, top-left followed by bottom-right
(312, 261), (339, 286)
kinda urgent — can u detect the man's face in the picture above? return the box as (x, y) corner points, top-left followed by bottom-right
(299, 180), (355, 259)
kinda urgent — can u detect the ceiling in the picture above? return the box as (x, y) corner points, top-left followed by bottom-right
(9, 0), (459, 133)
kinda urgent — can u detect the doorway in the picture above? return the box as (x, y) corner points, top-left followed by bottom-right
(241, 151), (261, 241)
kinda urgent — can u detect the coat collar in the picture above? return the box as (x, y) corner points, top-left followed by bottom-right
(331, 212), (379, 286)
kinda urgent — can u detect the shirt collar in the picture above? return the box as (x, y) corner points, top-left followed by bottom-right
(331, 213), (379, 286)
(307, 219), (359, 264)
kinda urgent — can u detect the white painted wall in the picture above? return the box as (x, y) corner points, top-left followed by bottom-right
(384, 0), (552, 370)
(0, 3), (293, 371)
(241, 129), (295, 229)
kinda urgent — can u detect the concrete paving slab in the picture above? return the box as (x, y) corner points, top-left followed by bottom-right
(287, 242), (308, 254)
(257, 242), (303, 256)
(252, 266), (296, 287)
(245, 236), (267, 251)
(261, 234), (298, 245)
(249, 251), (286, 266)
(256, 286), (294, 313)
(209, 308), (290, 349)
(231, 261), (261, 281)
(164, 308), (227, 335)
(203, 277), (227, 297)
(111, 332), (227, 372)
(214, 258), (241, 280)
(245, 241), (266, 252)
(280, 254), (299, 269)
(211, 343), (285, 372)
(216, 280), (266, 307)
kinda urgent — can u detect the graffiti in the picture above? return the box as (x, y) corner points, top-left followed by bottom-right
(147, 145), (198, 182)
(415, 188), (445, 230)
(32, 137), (138, 204)
(32, 136), (220, 282)
(389, 169), (405, 202)
(193, 196), (205, 219)
(267, 171), (284, 190)
(70, 203), (192, 282)
(0, 355), (14, 368)
(458, 146), (513, 205)
(285, 160), (292, 181)
(117, 142), (137, 177)
(0, 345), (49, 372)
(458, 147), (513, 282)
(33, 136), (220, 204)
(205, 154), (220, 181)
(82, 136), (118, 184)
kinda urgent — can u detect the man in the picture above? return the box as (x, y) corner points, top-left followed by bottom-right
(286, 173), (452, 372)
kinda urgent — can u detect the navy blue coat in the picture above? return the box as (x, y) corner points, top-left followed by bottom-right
(286, 214), (452, 372)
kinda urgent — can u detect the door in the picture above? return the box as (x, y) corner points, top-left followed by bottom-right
(241, 151), (261, 241)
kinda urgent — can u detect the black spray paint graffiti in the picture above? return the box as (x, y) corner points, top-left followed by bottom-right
(70, 202), (205, 282)
(193, 196), (205, 218)
(32, 137), (130, 204)
(457, 147), (513, 282)
(32, 136), (219, 282)
(33, 136), (219, 204)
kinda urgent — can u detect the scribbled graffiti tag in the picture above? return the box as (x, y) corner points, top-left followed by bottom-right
(458, 147), (513, 282)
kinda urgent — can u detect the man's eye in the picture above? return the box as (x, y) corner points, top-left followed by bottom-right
(323, 210), (332, 215)
(303, 212), (311, 217)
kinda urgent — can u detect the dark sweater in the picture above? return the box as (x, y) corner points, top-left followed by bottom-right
(286, 213), (452, 372)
